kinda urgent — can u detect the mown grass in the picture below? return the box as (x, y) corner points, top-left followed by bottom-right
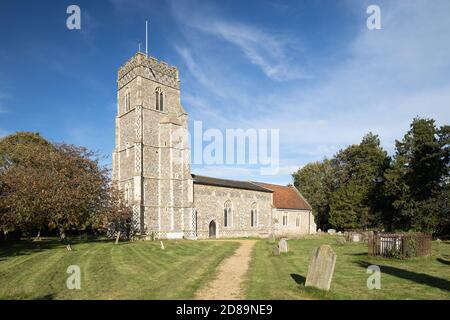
(245, 235), (450, 300)
(0, 238), (239, 300)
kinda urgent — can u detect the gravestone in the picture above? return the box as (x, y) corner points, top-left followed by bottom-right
(278, 239), (288, 253)
(305, 245), (337, 291)
(352, 234), (361, 242)
(327, 229), (336, 235)
(336, 237), (346, 246)
(317, 228), (322, 233)
(272, 246), (280, 256)
(160, 241), (165, 250)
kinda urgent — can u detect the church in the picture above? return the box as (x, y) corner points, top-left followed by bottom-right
(112, 52), (317, 239)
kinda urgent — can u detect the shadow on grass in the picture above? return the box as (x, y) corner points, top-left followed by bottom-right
(345, 252), (368, 257)
(0, 237), (114, 259)
(437, 258), (450, 266)
(357, 261), (450, 292)
(33, 293), (56, 300)
(290, 273), (306, 285)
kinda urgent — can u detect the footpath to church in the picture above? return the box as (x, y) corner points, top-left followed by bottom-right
(195, 240), (257, 300)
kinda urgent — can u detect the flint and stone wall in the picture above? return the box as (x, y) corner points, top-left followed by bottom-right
(193, 184), (273, 239)
(273, 209), (316, 237)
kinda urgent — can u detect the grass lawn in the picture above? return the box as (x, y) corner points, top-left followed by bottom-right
(0, 238), (238, 299)
(245, 235), (450, 300)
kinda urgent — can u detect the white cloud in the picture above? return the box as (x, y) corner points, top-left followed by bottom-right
(199, 21), (308, 81)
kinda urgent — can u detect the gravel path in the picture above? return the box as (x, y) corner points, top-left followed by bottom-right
(195, 240), (257, 300)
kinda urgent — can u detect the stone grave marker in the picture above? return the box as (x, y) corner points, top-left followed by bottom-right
(305, 245), (337, 291)
(327, 229), (336, 235)
(278, 239), (288, 253)
(352, 234), (361, 242)
(336, 237), (346, 246)
(272, 246), (280, 256)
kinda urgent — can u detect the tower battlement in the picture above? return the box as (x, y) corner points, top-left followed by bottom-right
(117, 52), (180, 90)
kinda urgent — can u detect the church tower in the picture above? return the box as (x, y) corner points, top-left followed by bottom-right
(112, 52), (194, 239)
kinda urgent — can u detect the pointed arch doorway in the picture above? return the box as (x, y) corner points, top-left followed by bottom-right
(209, 220), (217, 239)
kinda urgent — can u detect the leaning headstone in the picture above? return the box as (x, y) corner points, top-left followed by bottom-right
(272, 246), (280, 256)
(305, 245), (337, 291)
(160, 241), (165, 250)
(327, 229), (336, 235)
(278, 239), (288, 253)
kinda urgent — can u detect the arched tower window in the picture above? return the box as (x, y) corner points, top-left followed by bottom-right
(250, 203), (258, 227)
(155, 87), (164, 111)
(224, 201), (232, 227)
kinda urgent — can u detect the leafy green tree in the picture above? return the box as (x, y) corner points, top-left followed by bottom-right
(397, 118), (444, 200)
(292, 159), (334, 230)
(329, 133), (389, 230)
(329, 182), (365, 229)
(386, 118), (449, 234)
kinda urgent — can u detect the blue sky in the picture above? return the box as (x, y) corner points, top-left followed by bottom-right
(0, 0), (449, 185)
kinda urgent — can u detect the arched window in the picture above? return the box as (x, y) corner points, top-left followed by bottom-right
(250, 203), (257, 227)
(159, 92), (164, 111)
(224, 201), (232, 227)
(155, 87), (163, 111)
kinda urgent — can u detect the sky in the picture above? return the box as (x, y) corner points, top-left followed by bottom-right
(0, 0), (449, 185)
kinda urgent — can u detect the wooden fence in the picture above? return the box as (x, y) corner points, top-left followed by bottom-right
(368, 232), (432, 258)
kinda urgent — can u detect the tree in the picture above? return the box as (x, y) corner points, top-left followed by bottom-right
(292, 159), (334, 230)
(0, 132), (122, 247)
(328, 182), (365, 230)
(91, 186), (134, 244)
(396, 118), (445, 200)
(386, 118), (449, 234)
(0, 132), (54, 238)
(0, 132), (52, 172)
(329, 133), (389, 230)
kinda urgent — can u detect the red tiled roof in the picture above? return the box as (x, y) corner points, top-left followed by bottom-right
(252, 182), (312, 210)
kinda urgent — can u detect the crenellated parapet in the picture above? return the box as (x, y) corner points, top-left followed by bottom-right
(117, 52), (179, 90)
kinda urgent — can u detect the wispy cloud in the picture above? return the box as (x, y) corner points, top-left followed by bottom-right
(196, 21), (307, 81)
(169, 0), (307, 81)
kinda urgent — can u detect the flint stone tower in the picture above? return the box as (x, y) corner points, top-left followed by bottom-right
(112, 52), (194, 239)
